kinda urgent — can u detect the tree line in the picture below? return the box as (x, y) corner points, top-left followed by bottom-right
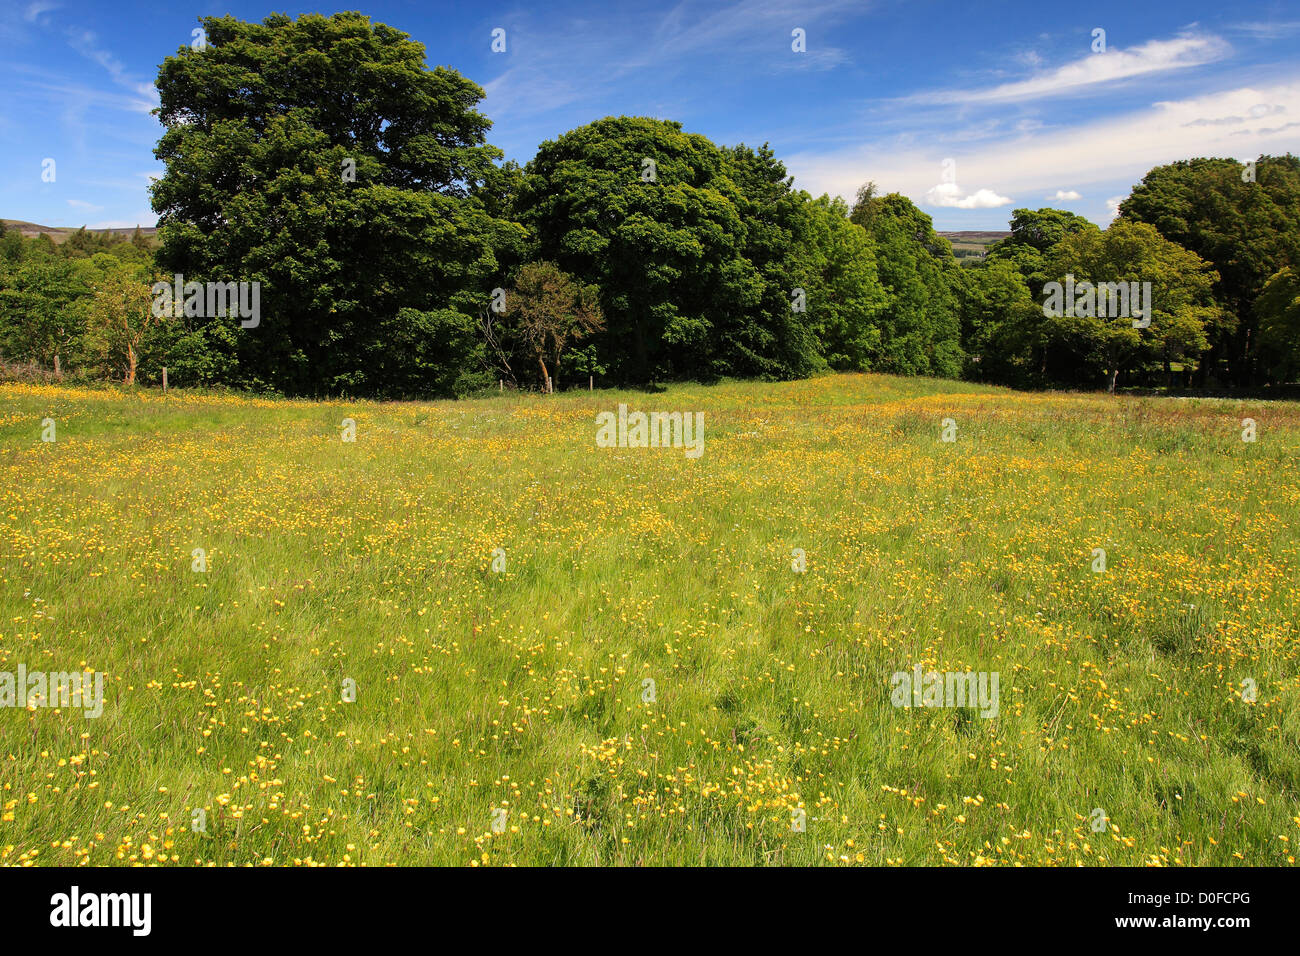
(3, 11), (1297, 396)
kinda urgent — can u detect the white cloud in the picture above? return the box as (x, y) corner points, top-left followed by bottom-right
(482, 0), (861, 122)
(66, 28), (159, 111)
(1183, 102), (1285, 126)
(18, 74), (157, 116)
(1103, 195), (1127, 220)
(24, 1), (59, 22)
(1047, 189), (1082, 200)
(66, 199), (103, 211)
(1230, 21), (1300, 40)
(910, 32), (1230, 105)
(924, 181), (1013, 209)
(773, 45), (849, 72)
(785, 79), (1300, 221)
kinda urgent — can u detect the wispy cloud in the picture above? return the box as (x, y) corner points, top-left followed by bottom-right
(66, 199), (103, 211)
(630, 0), (858, 68)
(773, 45), (849, 73)
(909, 32), (1231, 105)
(66, 27), (158, 108)
(785, 80), (1300, 223)
(1182, 102), (1284, 126)
(24, 1), (59, 23)
(14, 69), (159, 118)
(482, 0), (861, 125)
(1230, 21), (1300, 40)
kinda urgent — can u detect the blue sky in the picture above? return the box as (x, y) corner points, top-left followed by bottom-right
(3, 0), (1298, 231)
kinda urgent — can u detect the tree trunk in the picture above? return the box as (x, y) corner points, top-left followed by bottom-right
(1195, 346), (1211, 388)
(1108, 367), (1118, 394)
(634, 321), (647, 382)
(1243, 325), (1254, 388)
(125, 346), (137, 386)
(538, 356), (549, 392)
(54, 353), (61, 376)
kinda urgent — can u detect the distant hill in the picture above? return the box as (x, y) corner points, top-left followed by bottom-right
(937, 230), (1009, 258)
(1, 219), (158, 244)
(938, 231), (1010, 244)
(5, 218), (999, 255)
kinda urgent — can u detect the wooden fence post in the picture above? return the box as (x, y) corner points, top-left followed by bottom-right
(162, 367), (168, 392)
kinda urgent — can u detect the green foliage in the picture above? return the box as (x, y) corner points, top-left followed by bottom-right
(0, 228), (163, 379)
(0, 252), (87, 369)
(985, 207), (1099, 296)
(62, 226), (144, 261)
(515, 118), (830, 384)
(1120, 155), (1300, 385)
(848, 181), (881, 232)
(79, 253), (165, 384)
(7, 10), (1297, 397)
(718, 143), (827, 380)
(370, 307), (493, 399)
(856, 193), (965, 377)
(1040, 219), (1221, 391)
(1257, 267), (1300, 382)
(960, 258), (1041, 386)
(792, 195), (886, 371)
(150, 11), (523, 397)
(989, 207), (1098, 260)
(493, 261), (604, 389)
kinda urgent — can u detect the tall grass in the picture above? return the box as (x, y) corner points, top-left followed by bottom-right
(1, 374), (1296, 865)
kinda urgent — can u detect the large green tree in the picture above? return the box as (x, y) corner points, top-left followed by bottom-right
(151, 11), (523, 397)
(1119, 155), (1300, 385)
(792, 195), (886, 371)
(513, 117), (826, 384)
(1040, 219), (1221, 392)
(959, 258), (1041, 386)
(985, 207), (1097, 289)
(852, 191), (964, 377)
(0, 253), (87, 372)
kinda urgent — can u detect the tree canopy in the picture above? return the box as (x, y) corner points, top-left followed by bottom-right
(151, 11), (522, 397)
(1119, 155), (1300, 386)
(3, 12), (1297, 397)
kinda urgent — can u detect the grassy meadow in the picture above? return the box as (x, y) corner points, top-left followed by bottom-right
(1, 373), (1298, 866)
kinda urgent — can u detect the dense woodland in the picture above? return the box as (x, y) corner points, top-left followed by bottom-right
(3, 11), (1298, 397)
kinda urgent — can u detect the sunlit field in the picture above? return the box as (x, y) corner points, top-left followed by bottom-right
(2, 374), (1298, 866)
